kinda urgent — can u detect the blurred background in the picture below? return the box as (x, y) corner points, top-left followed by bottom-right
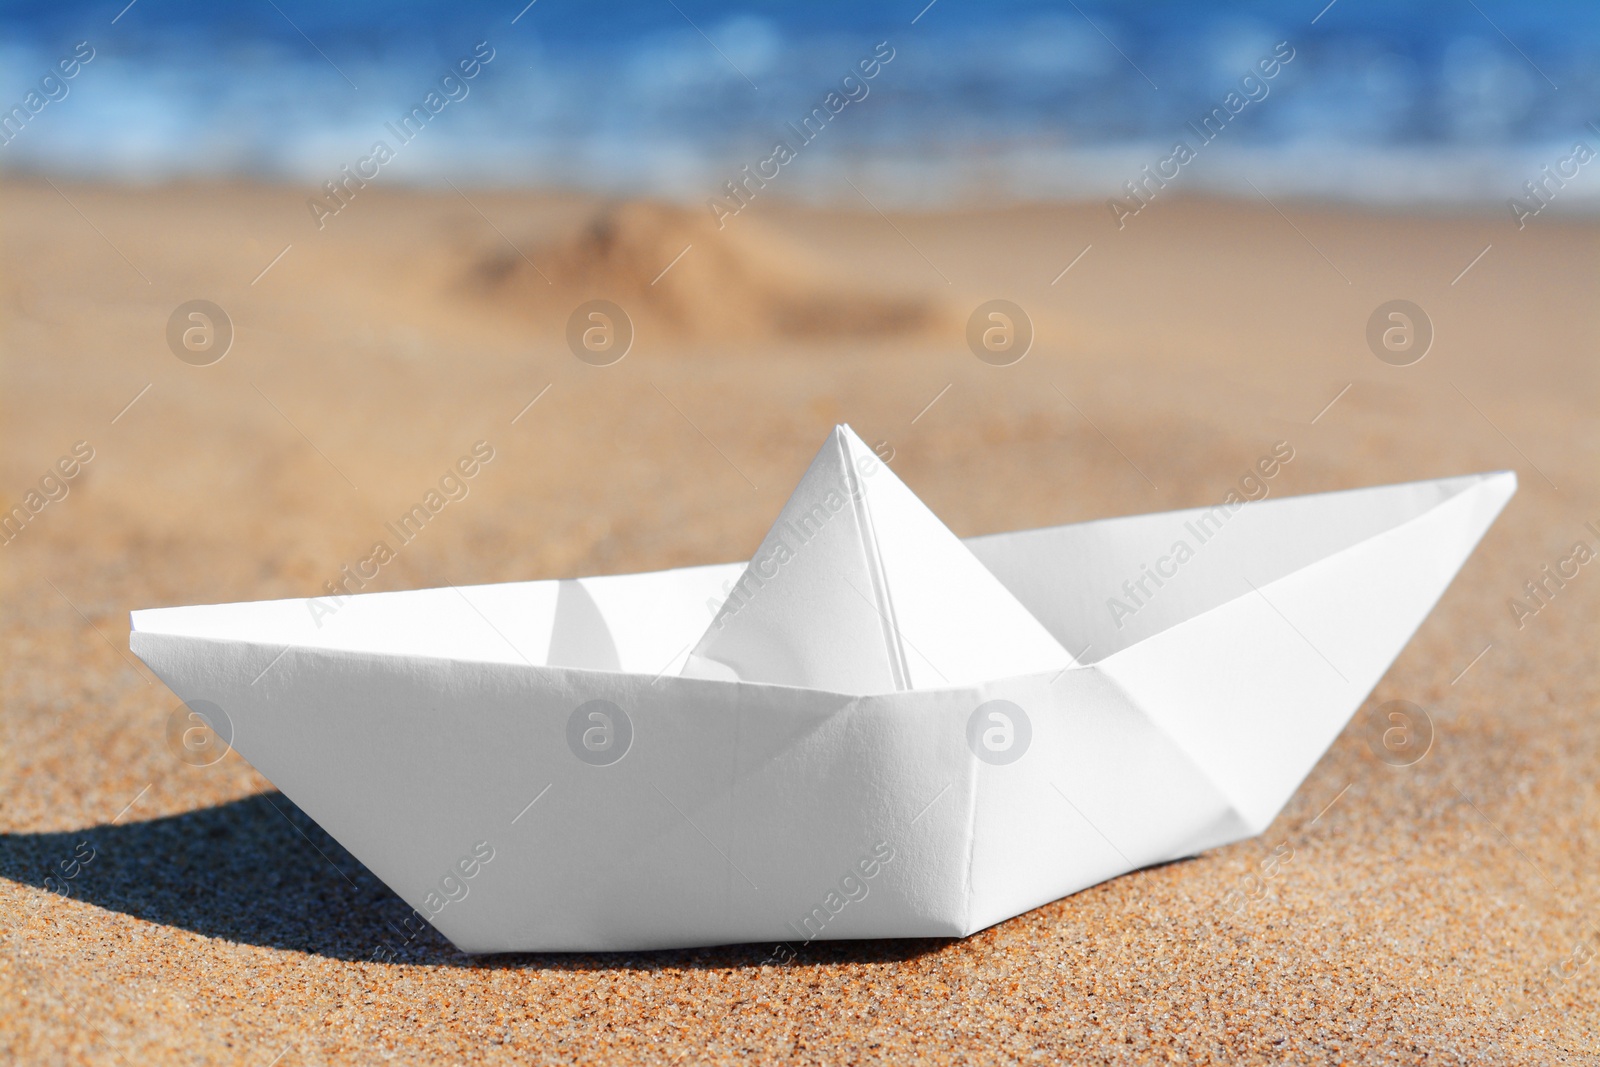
(2, 2), (1597, 1064)
(3, 0), (1598, 204)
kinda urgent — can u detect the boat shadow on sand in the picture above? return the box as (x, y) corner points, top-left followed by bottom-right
(0, 792), (949, 970)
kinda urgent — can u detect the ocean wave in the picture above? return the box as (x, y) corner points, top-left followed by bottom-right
(1, 0), (1596, 208)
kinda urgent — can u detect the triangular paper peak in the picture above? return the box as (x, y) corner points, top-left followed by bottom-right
(681, 425), (1076, 693)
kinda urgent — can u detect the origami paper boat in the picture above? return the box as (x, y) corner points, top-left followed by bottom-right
(131, 427), (1514, 953)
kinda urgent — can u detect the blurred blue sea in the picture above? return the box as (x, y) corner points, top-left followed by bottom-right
(1, 0), (1596, 207)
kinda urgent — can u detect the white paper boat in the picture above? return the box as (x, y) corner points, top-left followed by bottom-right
(130, 427), (1515, 953)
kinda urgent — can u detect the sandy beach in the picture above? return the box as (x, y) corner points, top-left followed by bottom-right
(1, 177), (1596, 1064)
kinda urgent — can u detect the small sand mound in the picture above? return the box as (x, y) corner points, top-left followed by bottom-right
(471, 200), (942, 340)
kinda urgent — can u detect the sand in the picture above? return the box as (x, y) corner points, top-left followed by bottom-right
(472, 199), (945, 339)
(1, 177), (1596, 1065)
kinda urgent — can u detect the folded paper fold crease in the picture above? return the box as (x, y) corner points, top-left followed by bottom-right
(681, 425), (1078, 694)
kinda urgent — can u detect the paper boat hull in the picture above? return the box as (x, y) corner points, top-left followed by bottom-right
(131, 471), (1514, 952)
